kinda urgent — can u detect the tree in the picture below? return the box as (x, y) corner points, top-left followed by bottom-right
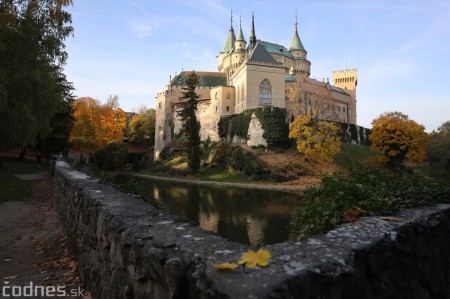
(0, 0), (74, 152)
(128, 108), (156, 146)
(176, 72), (201, 173)
(370, 112), (427, 168)
(69, 97), (126, 150)
(427, 121), (450, 177)
(286, 74), (338, 122)
(289, 113), (341, 162)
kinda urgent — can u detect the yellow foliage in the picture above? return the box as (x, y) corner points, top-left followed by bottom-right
(213, 262), (239, 271)
(238, 248), (271, 268)
(70, 97), (126, 149)
(369, 112), (427, 166)
(289, 113), (341, 162)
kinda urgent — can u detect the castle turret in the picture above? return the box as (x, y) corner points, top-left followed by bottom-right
(235, 16), (246, 51)
(288, 12), (310, 77)
(218, 11), (236, 72)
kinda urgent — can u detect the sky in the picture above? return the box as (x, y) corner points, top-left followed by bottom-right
(64, 0), (450, 131)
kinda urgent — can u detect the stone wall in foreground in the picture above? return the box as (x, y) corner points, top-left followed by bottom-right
(53, 161), (450, 299)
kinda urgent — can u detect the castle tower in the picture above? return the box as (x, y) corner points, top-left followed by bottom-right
(333, 68), (358, 124)
(289, 11), (310, 77)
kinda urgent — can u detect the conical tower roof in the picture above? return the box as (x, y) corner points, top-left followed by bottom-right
(289, 13), (305, 51)
(236, 16), (245, 42)
(221, 11), (236, 53)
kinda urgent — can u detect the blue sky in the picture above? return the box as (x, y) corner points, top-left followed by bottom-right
(64, 0), (450, 131)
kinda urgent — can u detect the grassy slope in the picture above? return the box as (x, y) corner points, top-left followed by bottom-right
(144, 143), (381, 185)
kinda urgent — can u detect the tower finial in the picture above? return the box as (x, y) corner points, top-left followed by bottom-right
(230, 9), (233, 29)
(295, 9), (298, 29)
(250, 12), (256, 48)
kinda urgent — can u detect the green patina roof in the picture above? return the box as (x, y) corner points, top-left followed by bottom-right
(222, 27), (236, 53)
(171, 71), (227, 87)
(236, 24), (245, 42)
(289, 27), (305, 51)
(259, 41), (295, 59)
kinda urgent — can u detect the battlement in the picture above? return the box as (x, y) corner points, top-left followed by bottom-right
(333, 68), (358, 76)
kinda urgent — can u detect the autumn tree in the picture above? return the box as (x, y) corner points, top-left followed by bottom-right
(287, 74), (338, 122)
(70, 97), (126, 150)
(177, 72), (201, 173)
(128, 108), (156, 146)
(0, 0), (74, 152)
(427, 121), (450, 177)
(370, 112), (427, 168)
(289, 113), (341, 162)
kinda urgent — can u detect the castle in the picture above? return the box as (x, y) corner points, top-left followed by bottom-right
(155, 13), (358, 159)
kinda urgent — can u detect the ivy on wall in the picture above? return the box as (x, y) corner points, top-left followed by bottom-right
(217, 107), (290, 148)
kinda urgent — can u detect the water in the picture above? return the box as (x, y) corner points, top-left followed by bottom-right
(139, 178), (302, 245)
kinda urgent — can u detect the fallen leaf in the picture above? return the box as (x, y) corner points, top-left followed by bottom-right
(342, 207), (365, 223)
(238, 248), (271, 268)
(213, 262), (239, 271)
(378, 216), (401, 222)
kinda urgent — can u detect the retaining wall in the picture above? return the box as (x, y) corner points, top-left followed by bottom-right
(54, 161), (450, 298)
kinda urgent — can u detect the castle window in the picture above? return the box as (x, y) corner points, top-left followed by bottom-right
(259, 79), (272, 105)
(158, 102), (162, 109)
(226, 106), (230, 112)
(215, 92), (218, 100)
(215, 106), (218, 112)
(226, 92), (230, 99)
(349, 107), (352, 114)
(343, 107), (346, 112)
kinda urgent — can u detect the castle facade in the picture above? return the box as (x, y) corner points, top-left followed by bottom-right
(155, 13), (357, 159)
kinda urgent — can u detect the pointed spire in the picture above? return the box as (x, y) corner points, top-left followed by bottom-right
(221, 9), (236, 53)
(289, 10), (305, 51)
(236, 16), (245, 42)
(249, 12), (257, 49)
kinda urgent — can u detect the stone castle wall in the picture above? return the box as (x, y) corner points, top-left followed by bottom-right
(54, 160), (450, 298)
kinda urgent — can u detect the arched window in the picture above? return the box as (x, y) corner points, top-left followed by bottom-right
(259, 79), (272, 105)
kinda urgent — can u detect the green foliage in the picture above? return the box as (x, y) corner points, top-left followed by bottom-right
(128, 109), (156, 146)
(128, 152), (152, 171)
(177, 72), (201, 173)
(427, 121), (450, 178)
(217, 107), (289, 148)
(290, 165), (450, 239)
(231, 109), (253, 139)
(218, 115), (235, 139)
(95, 141), (128, 171)
(227, 146), (271, 180)
(0, 0), (74, 151)
(254, 107), (290, 148)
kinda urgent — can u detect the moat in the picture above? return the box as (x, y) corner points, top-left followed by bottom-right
(138, 178), (302, 245)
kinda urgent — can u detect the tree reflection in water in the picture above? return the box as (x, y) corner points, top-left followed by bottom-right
(141, 178), (301, 245)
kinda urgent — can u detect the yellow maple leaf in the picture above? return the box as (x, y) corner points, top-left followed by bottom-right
(238, 248), (271, 268)
(213, 262), (239, 271)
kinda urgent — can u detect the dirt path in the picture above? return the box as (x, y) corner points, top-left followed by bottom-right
(0, 172), (87, 298)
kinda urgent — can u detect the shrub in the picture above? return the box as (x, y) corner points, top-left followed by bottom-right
(95, 141), (128, 170)
(227, 146), (271, 180)
(255, 107), (290, 148)
(290, 165), (450, 240)
(128, 152), (152, 171)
